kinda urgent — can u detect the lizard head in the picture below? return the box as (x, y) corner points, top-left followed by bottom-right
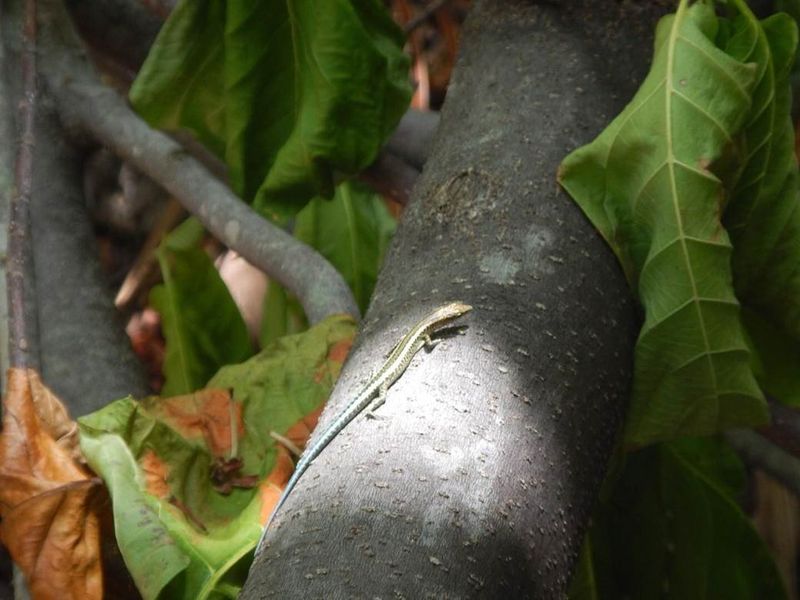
(431, 301), (473, 324)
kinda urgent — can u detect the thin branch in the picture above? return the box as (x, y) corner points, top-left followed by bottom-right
(37, 0), (359, 324)
(359, 152), (420, 206)
(6, 0), (40, 370)
(761, 399), (800, 459)
(384, 109), (439, 170)
(403, 0), (451, 34)
(0, 9), (15, 379)
(725, 429), (800, 497)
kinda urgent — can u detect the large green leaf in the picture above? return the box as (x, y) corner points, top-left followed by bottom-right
(570, 438), (786, 600)
(130, 0), (411, 222)
(558, 0), (768, 445)
(78, 315), (356, 600)
(151, 218), (253, 396)
(718, 7), (800, 406)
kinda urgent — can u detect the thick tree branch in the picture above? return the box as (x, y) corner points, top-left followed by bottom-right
(36, 0), (359, 324)
(244, 0), (666, 596)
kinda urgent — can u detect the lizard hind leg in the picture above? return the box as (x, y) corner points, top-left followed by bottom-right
(366, 385), (389, 419)
(424, 333), (440, 350)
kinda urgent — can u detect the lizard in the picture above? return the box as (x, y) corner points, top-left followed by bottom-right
(255, 301), (473, 551)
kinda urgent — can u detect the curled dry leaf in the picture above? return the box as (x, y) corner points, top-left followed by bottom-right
(0, 368), (105, 600)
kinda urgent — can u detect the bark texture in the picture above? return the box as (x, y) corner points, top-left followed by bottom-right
(244, 1), (669, 597)
(2, 2), (148, 415)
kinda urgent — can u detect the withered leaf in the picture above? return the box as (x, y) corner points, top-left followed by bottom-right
(0, 368), (104, 600)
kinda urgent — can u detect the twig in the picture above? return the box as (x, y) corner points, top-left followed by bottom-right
(725, 429), (800, 497)
(269, 431), (302, 459)
(36, 0), (359, 324)
(403, 0), (451, 34)
(6, 0), (40, 370)
(228, 389), (238, 459)
(114, 198), (185, 309)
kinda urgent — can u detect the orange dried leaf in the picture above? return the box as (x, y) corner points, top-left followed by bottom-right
(257, 403), (325, 523)
(140, 449), (171, 499)
(287, 403), (324, 448)
(143, 388), (242, 456)
(258, 446), (295, 524)
(0, 368), (104, 599)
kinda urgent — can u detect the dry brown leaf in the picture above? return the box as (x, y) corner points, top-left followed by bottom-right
(0, 368), (104, 600)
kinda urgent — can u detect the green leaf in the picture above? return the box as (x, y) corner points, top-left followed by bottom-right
(258, 283), (307, 348)
(258, 181), (395, 343)
(558, 0), (767, 445)
(78, 315), (356, 600)
(127, 1), (228, 158)
(130, 0), (411, 222)
(742, 308), (800, 406)
(718, 7), (800, 406)
(151, 218), (253, 396)
(294, 181), (396, 314)
(568, 534), (599, 600)
(581, 439), (787, 600)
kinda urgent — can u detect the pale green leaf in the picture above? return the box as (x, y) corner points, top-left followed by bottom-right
(559, 0), (767, 445)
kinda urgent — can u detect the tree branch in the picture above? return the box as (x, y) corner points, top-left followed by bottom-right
(6, 0), (40, 370)
(725, 429), (800, 497)
(243, 0), (664, 595)
(403, 0), (451, 34)
(759, 400), (800, 460)
(385, 109), (439, 170)
(0, 5), (16, 379)
(36, 0), (359, 324)
(359, 152), (420, 206)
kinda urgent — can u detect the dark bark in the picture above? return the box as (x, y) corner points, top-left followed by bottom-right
(65, 0), (162, 73)
(244, 1), (668, 598)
